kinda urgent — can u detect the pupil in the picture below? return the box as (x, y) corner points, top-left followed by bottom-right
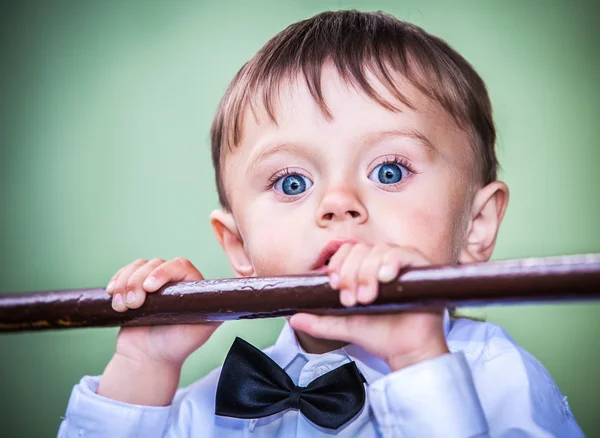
(282, 175), (306, 195)
(378, 164), (402, 184)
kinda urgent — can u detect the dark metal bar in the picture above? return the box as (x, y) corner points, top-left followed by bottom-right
(1, 253), (599, 332)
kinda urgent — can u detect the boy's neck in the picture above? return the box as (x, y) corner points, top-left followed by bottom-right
(294, 330), (348, 354)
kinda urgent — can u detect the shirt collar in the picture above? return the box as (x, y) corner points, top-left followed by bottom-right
(266, 318), (305, 370)
(443, 307), (451, 337)
(267, 308), (452, 384)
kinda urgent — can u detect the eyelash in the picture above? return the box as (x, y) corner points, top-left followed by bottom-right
(373, 156), (417, 177)
(265, 167), (299, 191)
(264, 156), (418, 191)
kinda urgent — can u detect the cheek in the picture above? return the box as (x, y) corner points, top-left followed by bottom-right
(398, 171), (471, 263)
(407, 211), (456, 263)
(246, 240), (288, 275)
(238, 207), (308, 276)
(377, 198), (461, 264)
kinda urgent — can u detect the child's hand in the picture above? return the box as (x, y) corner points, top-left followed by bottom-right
(290, 243), (449, 372)
(98, 257), (221, 406)
(105, 257), (221, 367)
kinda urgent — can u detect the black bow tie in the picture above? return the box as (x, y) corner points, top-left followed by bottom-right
(215, 337), (366, 430)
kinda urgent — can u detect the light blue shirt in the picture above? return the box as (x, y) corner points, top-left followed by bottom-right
(58, 312), (584, 437)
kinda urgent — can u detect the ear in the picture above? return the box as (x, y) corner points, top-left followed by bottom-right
(459, 181), (509, 264)
(210, 209), (254, 277)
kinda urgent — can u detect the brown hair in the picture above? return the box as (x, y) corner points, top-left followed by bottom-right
(211, 10), (498, 210)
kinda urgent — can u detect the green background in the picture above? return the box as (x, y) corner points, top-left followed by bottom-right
(1, 1), (598, 436)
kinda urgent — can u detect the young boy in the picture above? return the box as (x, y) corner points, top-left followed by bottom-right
(58, 10), (583, 437)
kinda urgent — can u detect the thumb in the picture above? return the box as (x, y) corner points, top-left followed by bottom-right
(289, 313), (356, 344)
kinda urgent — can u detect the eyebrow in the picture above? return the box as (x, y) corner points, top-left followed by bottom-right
(248, 128), (437, 172)
(359, 128), (438, 154)
(248, 142), (315, 173)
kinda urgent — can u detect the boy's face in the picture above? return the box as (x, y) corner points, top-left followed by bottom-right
(215, 67), (498, 276)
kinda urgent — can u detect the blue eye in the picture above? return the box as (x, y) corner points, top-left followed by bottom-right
(274, 174), (313, 196)
(369, 162), (408, 185)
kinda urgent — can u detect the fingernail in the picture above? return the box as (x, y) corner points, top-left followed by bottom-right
(378, 265), (396, 282)
(143, 276), (156, 290)
(112, 293), (123, 310)
(106, 281), (115, 294)
(125, 291), (136, 305)
(341, 289), (354, 307)
(329, 272), (340, 289)
(357, 285), (369, 302)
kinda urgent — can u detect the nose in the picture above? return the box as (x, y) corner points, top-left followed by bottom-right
(316, 186), (368, 227)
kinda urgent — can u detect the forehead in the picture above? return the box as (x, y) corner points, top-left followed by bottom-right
(226, 65), (472, 173)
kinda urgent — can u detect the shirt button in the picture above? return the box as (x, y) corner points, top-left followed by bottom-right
(248, 419), (258, 432)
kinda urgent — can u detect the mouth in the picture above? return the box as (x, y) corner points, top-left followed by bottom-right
(311, 239), (360, 273)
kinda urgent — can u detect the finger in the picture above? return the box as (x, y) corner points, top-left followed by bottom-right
(338, 244), (371, 307)
(378, 247), (430, 283)
(326, 243), (354, 289)
(106, 266), (126, 296)
(356, 244), (391, 304)
(142, 256), (204, 293)
(123, 258), (166, 309)
(289, 313), (355, 344)
(112, 259), (148, 312)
